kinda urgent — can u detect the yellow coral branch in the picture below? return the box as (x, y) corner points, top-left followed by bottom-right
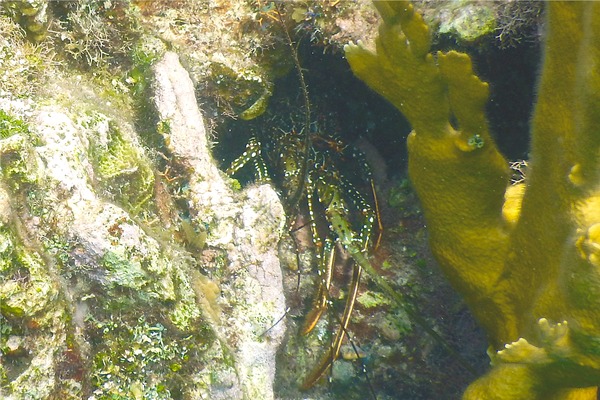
(346, 0), (600, 398)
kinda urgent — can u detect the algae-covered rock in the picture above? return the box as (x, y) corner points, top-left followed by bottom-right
(0, 36), (285, 400)
(435, 1), (496, 43)
(152, 51), (287, 398)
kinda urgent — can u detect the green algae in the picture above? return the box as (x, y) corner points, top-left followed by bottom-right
(0, 224), (54, 319)
(356, 290), (392, 309)
(239, 88), (272, 120)
(87, 117), (154, 214)
(179, 217), (207, 252)
(0, 110), (30, 139)
(436, 1), (496, 43)
(101, 251), (148, 292)
(0, 112), (40, 192)
(89, 315), (197, 400)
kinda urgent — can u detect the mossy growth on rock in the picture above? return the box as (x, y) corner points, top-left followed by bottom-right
(0, 13), (51, 98)
(100, 250), (149, 293)
(0, 111), (40, 192)
(0, 219), (74, 399)
(0, 109), (30, 139)
(85, 113), (154, 215)
(88, 314), (211, 400)
(0, 224), (54, 320)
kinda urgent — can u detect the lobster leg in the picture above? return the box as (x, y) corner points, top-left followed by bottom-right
(302, 238), (336, 335)
(301, 258), (362, 389)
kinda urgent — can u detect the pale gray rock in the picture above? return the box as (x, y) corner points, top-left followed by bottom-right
(152, 51), (287, 399)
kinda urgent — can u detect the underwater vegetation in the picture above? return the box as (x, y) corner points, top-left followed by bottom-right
(346, 1), (600, 398)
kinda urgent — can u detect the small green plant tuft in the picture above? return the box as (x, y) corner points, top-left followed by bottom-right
(89, 315), (196, 400)
(50, 0), (140, 70)
(0, 109), (30, 139)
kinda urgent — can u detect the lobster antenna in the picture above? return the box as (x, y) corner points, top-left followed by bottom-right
(274, 2), (312, 212)
(340, 321), (377, 400)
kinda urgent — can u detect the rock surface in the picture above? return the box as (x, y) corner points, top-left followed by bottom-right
(0, 48), (286, 399)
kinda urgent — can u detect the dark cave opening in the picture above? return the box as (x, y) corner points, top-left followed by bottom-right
(215, 30), (541, 184)
(298, 38), (541, 167)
